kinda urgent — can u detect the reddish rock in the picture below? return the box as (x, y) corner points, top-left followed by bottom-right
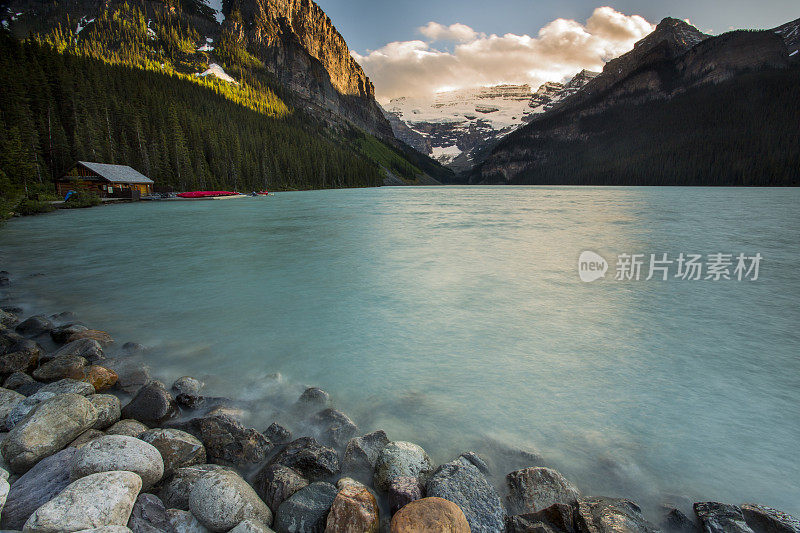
(66, 329), (114, 346)
(390, 497), (470, 533)
(325, 485), (380, 533)
(68, 365), (118, 392)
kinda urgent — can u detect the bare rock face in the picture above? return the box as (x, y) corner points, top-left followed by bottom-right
(224, 0), (394, 140)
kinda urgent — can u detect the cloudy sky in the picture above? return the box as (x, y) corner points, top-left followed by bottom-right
(315, 0), (799, 102)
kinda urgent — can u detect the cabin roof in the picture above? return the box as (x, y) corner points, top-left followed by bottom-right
(76, 161), (154, 184)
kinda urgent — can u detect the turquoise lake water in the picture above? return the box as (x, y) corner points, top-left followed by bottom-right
(1, 186), (798, 516)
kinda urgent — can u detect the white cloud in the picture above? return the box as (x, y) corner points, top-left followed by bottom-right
(352, 6), (655, 102)
(419, 22), (479, 42)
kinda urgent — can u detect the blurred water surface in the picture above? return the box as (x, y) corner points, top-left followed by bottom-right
(1, 186), (798, 514)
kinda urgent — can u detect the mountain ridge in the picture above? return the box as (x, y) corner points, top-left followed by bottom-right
(469, 16), (799, 186)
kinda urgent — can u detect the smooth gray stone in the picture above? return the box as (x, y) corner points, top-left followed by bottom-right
(0, 448), (78, 530)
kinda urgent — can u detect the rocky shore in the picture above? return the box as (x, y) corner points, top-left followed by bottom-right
(0, 269), (798, 533)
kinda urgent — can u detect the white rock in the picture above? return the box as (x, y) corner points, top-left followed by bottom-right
(71, 435), (164, 489)
(22, 470), (142, 532)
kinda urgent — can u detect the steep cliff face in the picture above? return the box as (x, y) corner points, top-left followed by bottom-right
(1, 0), (394, 141)
(473, 18), (797, 185)
(227, 0), (393, 139)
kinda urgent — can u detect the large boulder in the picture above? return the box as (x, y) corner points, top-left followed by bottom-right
(268, 437), (339, 481)
(741, 504), (800, 533)
(694, 502), (755, 533)
(39, 378), (95, 396)
(254, 464), (310, 514)
(374, 441), (434, 492)
(171, 414), (271, 467)
(388, 477), (422, 516)
(138, 428), (206, 477)
(342, 430), (389, 483)
(46, 338), (105, 364)
(23, 470), (142, 532)
(275, 481), (338, 533)
(576, 497), (660, 533)
(159, 464), (232, 510)
(90, 394), (122, 430)
(324, 485), (379, 533)
(1, 447), (78, 529)
(426, 457), (506, 533)
(2, 392), (98, 473)
(121, 381), (179, 427)
(0, 387), (25, 421)
(71, 435), (164, 489)
(32, 354), (88, 381)
(389, 497), (470, 533)
(50, 323), (89, 344)
(68, 365), (119, 392)
(0, 339), (41, 375)
(127, 493), (170, 533)
(505, 466), (581, 515)
(166, 509), (211, 533)
(15, 315), (53, 338)
(188, 468), (273, 532)
(309, 409), (358, 449)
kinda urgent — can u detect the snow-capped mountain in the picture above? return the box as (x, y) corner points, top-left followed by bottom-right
(528, 70), (599, 113)
(384, 73), (598, 172)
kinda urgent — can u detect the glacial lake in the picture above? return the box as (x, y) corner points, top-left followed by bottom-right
(1, 186), (799, 517)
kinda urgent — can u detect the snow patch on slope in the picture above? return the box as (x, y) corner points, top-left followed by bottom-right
(196, 63), (238, 84)
(431, 145), (462, 164)
(203, 0), (225, 23)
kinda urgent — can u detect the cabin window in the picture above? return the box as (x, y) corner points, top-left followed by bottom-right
(108, 187), (113, 194)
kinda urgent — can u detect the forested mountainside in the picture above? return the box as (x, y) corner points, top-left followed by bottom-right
(0, 0), (452, 212)
(473, 18), (800, 186)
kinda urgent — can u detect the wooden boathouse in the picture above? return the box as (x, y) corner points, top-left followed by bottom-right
(56, 161), (154, 199)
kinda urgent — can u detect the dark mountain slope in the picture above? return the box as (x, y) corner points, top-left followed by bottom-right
(473, 18), (798, 186)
